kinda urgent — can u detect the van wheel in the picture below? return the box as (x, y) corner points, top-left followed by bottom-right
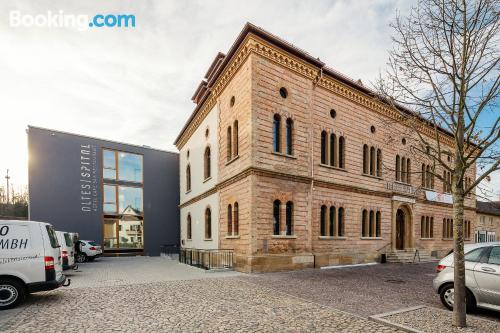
(439, 284), (476, 312)
(76, 253), (87, 263)
(0, 279), (26, 310)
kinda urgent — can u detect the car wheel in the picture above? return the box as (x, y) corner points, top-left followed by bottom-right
(75, 253), (87, 263)
(0, 279), (26, 310)
(439, 284), (476, 312)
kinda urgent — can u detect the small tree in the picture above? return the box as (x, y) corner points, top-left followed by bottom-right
(377, 0), (499, 327)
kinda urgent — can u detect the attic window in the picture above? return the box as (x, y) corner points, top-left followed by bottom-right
(279, 87), (288, 99)
(230, 96), (235, 107)
(205, 127), (210, 138)
(402, 138), (406, 145)
(330, 109), (337, 119)
(370, 126), (376, 133)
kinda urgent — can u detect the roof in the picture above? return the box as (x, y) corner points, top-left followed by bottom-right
(476, 201), (500, 216)
(174, 22), (458, 147)
(28, 125), (178, 155)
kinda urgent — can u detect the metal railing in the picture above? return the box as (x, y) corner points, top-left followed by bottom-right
(179, 248), (234, 270)
(160, 244), (180, 259)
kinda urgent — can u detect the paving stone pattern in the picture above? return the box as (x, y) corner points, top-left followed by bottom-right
(381, 306), (500, 333)
(1, 279), (403, 333)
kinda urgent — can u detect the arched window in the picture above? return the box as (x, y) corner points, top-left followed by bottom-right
(205, 207), (212, 239)
(363, 144), (369, 174)
(369, 210), (375, 236)
(186, 164), (191, 192)
(233, 120), (239, 157)
(286, 201), (293, 235)
(425, 165), (430, 188)
(204, 146), (211, 179)
(339, 136), (345, 169)
(321, 131), (327, 164)
(320, 205), (327, 236)
(362, 209), (368, 237)
(421, 164), (426, 187)
(227, 126), (232, 161)
(396, 155), (401, 181)
(401, 157), (407, 183)
(329, 206), (336, 237)
(330, 133), (336, 166)
(273, 200), (281, 235)
(376, 149), (382, 177)
(375, 211), (381, 237)
(370, 147), (375, 175)
(187, 214), (192, 240)
(227, 204), (232, 235)
(430, 217), (434, 238)
(406, 158), (411, 183)
(273, 114), (281, 153)
(286, 118), (293, 155)
(338, 207), (345, 237)
(234, 202), (239, 236)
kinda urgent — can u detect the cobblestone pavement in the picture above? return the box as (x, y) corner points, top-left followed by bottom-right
(376, 306), (500, 333)
(63, 256), (242, 288)
(238, 262), (500, 323)
(1, 278), (403, 332)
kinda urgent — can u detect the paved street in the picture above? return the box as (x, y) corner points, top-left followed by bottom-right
(239, 262), (500, 323)
(0, 258), (498, 332)
(0, 257), (402, 333)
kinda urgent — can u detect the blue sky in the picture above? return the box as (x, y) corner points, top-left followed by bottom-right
(0, 0), (498, 200)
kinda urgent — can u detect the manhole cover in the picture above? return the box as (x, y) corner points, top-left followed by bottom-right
(385, 279), (405, 284)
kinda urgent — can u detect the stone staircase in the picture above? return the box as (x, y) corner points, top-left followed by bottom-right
(386, 249), (437, 263)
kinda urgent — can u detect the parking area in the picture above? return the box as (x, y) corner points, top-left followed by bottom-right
(239, 262), (500, 323)
(0, 258), (498, 332)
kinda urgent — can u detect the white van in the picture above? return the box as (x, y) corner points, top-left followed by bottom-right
(55, 231), (76, 270)
(0, 220), (67, 310)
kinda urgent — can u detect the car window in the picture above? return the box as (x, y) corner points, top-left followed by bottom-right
(88, 241), (98, 246)
(64, 233), (74, 247)
(488, 247), (500, 265)
(45, 225), (60, 248)
(464, 248), (484, 262)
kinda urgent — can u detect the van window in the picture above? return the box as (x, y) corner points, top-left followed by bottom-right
(45, 226), (60, 248)
(64, 233), (74, 247)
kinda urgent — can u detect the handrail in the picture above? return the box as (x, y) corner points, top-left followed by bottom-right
(376, 242), (391, 253)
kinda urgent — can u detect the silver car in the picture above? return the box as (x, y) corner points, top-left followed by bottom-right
(433, 242), (500, 312)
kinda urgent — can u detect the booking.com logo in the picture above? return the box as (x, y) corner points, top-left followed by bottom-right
(9, 10), (136, 31)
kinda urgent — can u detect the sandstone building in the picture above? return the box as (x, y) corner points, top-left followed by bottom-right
(174, 23), (476, 272)
(475, 201), (500, 242)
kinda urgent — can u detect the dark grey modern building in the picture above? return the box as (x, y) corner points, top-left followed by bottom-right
(28, 126), (179, 256)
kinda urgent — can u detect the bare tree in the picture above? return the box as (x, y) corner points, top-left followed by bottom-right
(376, 0), (499, 327)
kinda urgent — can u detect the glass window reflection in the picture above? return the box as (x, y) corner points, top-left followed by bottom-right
(103, 185), (117, 213)
(103, 150), (116, 180)
(118, 152), (143, 183)
(118, 186), (143, 214)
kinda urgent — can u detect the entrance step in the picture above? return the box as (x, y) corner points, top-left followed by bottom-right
(386, 249), (437, 263)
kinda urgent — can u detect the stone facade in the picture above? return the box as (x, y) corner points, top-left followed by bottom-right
(176, 23), (477, 272)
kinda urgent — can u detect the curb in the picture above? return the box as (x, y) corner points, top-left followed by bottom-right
(369, 305), (427, 333)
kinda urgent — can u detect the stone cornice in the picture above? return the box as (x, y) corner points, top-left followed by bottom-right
(176, 33), (455, 149)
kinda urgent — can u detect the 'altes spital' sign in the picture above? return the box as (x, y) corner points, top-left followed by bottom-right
(386, 181), (420, 197)
(80, 144), (98, 213)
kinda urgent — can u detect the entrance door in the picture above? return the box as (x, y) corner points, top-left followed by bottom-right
(396, 209), (405, 250)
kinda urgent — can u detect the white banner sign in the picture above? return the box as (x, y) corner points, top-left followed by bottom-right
(425, 190), (452, 204)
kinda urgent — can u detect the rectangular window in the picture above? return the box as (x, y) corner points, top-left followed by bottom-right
(118, 186), (143, 214)
(118, 152), (143, 183)
(103, 150), (117, 180)
(103, 185), (117, 213)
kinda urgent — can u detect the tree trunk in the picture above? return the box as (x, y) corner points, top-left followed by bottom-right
(452, 178), (466, 327)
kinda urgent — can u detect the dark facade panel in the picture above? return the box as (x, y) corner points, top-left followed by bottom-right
(28, 126), (179, 256)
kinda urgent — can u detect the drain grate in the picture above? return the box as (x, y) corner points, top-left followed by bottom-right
(385, 279), (405, 284)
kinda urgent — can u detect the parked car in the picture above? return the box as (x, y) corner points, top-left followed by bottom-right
(75, 240), (102, 263)
(0, 220), (68, 310)
(434, 242), (500, 312)
(55, 231), (76, 270)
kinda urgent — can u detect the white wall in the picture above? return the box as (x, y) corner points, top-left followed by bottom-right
(179, 104), (219, 204)
(180, 193), (219, 249)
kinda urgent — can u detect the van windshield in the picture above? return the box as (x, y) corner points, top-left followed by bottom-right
(45, 225), (60, 248)
(64, 233), (74, 247)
